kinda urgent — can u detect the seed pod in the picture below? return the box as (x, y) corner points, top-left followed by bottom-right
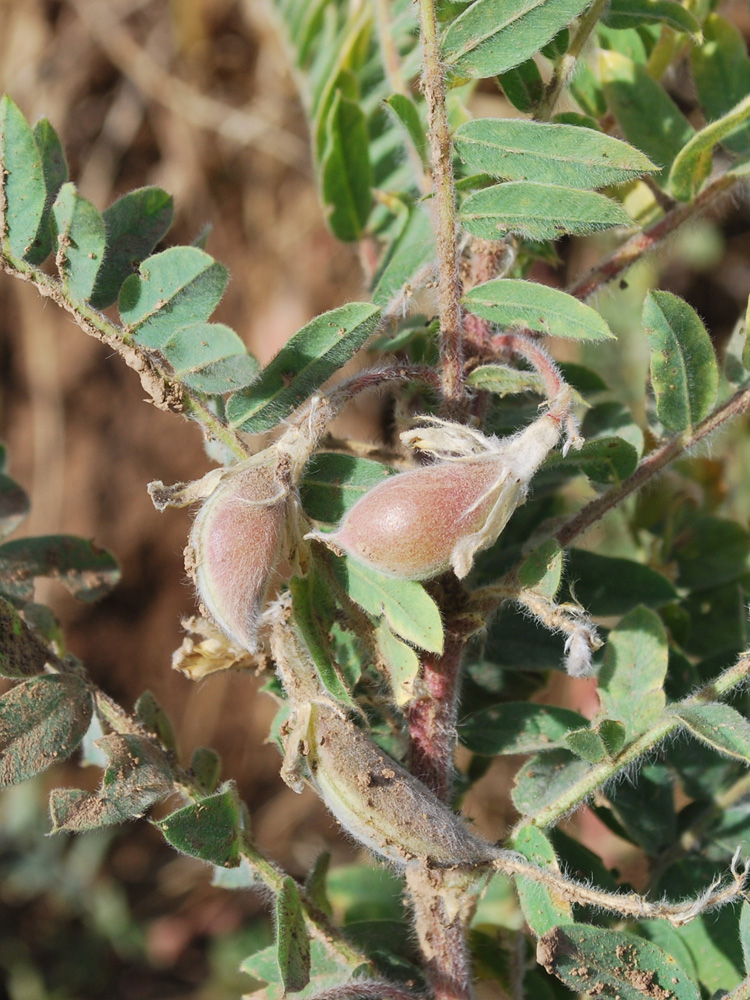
(315, 412), (561, 580)
(188, 464), (288, 652)
(303, 701), (498, 868)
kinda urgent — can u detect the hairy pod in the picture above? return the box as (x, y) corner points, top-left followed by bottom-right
(300, 701), (498, 869)
(188, 464), (288, 652)
(315, 413), (561, 580)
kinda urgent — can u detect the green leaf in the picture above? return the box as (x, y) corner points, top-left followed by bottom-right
(514, 825), (574, 936)
(461, 182), (632, 241)
(190, 746), (222, 794)
(49, 733), (173, 832)
(0, 597), (49, 678)
(464, 278), (615, 340)
(460, 702), (587, 755)
(134, 690), (177, 752)
(673, 516), (750, 590)
(157, 785), (242, 867)
(537, 924), (700, 1000)
(0, 473), (29, 539)
(565, 549), (677, 615)
(692, 13), (750, 157)
(512, 749), (592, 816)
(0, 95), (46, 260)
(442, 0), (595, 79)
(241, 940), (350, 1000)
(51, 182), (106, 303)
(603, 0), (701, 39)
(89, 186), (174, 308)
(26, 117), (68, 264)
(384, 94), (428, 169)
(226, 302), (380, 433)
(674, 704), (750, 764)
(300, 453), (396, 523)
(643, 290), (718, 432)
(565, 726), (607, 763)
(570, 58), (607, 118)
(670, 95), (750, 201)
(681, 582), (747, 659)
(544, 435), (638, 483)
(275, 876), (311, 995)
(371, 205), (436, 309)
(331, 554), (444, 654)
(305, 852), (333, 918)
(160, 322), (259, 394)
(454, 119), (656, 188)
(497, 59), (544, 113)
(518, 540), (563, 600)
(119, 246), (229, 349)
(320, 90), (372, 241)
(541, 27), (569, 60)
(0, 675), (92, 786)
(465, 364), (545, 396)
(0, 534), (120, 604)
(600, 50), (694, 186)
(375, 619), (420, 706)
(290, 574), (355, 706)
(598, 606), (667, 741)
(741, 902), (750, 974)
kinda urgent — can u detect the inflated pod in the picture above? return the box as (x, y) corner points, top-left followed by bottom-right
(188, 464), (288, 653)
(316, 411), (561, 580)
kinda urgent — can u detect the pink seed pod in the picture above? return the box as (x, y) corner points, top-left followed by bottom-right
(314, 411), (562, 581)
(188, 464), (288, 653)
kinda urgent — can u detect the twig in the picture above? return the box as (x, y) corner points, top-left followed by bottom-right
(417, 0), (465, 414)
(535, 0), (610, 121)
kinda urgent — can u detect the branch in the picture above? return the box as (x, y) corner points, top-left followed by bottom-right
(417, 0), (465, 414)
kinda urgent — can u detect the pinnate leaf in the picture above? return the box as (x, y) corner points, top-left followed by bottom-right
(332, 554), (443, 654)
(464, 278), (614, 341)
(454, 119), (656, 188)
(674, 703), (750, 763)
(52, 182), (106, 303)
(161, 322), (259, 394)
(537, 924), (700, 1000)
(49, 733), (173, 832)
(371, 205), (435, 308)
(119, 246), (229, 349)
(545, 435), (638, 483)
(26, 117), (68, 264)
(461, 182), (632, 242)
(598, 606), (667, 741)
(157, 785), (242, 867)
(227, 302), (380, 433)
(89, 186), (174, 308)
(0, 534), (120, 604)
(513, 749), (592, 816)
(643, 290), (718, 432)
(0, 674), (92, 786)
(276, 876), (311, 995)
(0, 95), (46, 260)
(442, 0), (595, 79)
(497, 59), (544, 113)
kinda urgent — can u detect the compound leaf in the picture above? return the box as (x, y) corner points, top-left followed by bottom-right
(49, 733), (173, 832)
(226, 302), (380, 433)
(442, 0), (595, 79)
(26, 117), (68, 264)
(52, 182), (106, 303)
(461, 182), (632, 241)
(497, 59), (544, 113)
(513, 749), (592, 816)
(371, 205), (436, 309)
(90, 186), (174, 308)
(161, 322), (259, 394)
(643, 290), (718, 432)
(332, 554), (443, 654)
(454, 119), (656, 188)
(0, 535), (120, 604)
(119, 246), (229, 349)
(0, 95), (46, 261)
(0, 674), (92, 786)
(157, 785), (242, 867)
(464, 278), (614, 340)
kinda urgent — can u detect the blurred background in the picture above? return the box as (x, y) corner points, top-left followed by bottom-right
(3, 1), (750, 997)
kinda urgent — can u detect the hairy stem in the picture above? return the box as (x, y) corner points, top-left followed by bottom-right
(555, 383), (750, 548)
(417, 0), (465, 414)
(535, 0), (609, 121)
(569, 170), (740, 300)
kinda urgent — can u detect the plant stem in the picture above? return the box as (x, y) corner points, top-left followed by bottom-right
(535, 0), (609, 121)
(417, 0), (465, 414)
(510, 654), (750, 834)
(555, 383), (750, 548)
(569, 170), (740, 300)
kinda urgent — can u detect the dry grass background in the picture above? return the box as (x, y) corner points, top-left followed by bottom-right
(3, 2), (750, 996)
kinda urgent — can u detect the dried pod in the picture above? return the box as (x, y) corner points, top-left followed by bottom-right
(188, 463), (289, 652)
(314, 411), (562, 580)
